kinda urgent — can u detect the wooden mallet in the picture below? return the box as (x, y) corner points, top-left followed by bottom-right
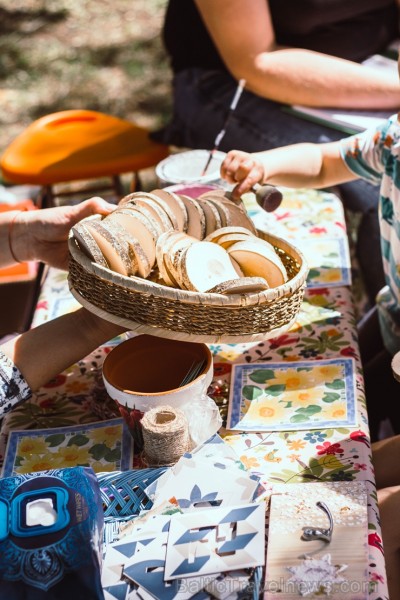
(252, 183), (283, 213)
(228, 183), (283, 212)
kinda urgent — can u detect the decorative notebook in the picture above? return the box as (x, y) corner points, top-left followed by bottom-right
(227, 358), (357, 432)
(2, 417), (133, 477)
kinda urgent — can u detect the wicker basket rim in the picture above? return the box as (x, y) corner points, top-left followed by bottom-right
(69, 285), (302, 343)
(68, 229), (308, 308)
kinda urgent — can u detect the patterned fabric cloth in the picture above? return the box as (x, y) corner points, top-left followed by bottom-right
(0, 349), (32, 417)
(0, 190), (389, 598)
(340, 114), (400, 355)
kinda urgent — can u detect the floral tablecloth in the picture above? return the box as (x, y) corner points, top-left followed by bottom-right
(0, 188), (387, 599)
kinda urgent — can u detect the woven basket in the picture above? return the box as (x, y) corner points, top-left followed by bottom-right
(97, 468), (167, 519)
(68, 230), (308, 343)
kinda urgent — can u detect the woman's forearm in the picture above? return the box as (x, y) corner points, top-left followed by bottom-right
(0, 198), (115, 270)
(195, 0), (400, 111)
(1, 308), (125, 392)
(241, 49), (400, 110)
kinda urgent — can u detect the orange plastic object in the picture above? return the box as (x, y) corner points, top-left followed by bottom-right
(0, 110), (169, 185)
(0, 199), (37, 282)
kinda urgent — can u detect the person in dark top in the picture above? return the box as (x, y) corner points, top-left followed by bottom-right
(153, 0), (400, 306)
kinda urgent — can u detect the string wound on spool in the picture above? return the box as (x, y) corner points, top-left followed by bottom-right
(141, 405), (190, 467)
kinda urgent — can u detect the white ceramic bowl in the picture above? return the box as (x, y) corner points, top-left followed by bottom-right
(155, 149), (226, 187)
(102, 334), (213, 414)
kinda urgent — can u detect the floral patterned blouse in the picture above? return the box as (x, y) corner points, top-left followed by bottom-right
(340, 114), (400, 355)
(0, 350), (32, 417)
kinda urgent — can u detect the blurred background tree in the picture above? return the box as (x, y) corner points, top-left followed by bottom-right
(0, 0), (171, 158)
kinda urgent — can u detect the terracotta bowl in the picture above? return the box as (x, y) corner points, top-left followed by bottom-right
(102, 334), (213, 414)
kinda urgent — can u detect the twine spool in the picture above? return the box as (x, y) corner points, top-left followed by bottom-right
(141, 405), (190, 467)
